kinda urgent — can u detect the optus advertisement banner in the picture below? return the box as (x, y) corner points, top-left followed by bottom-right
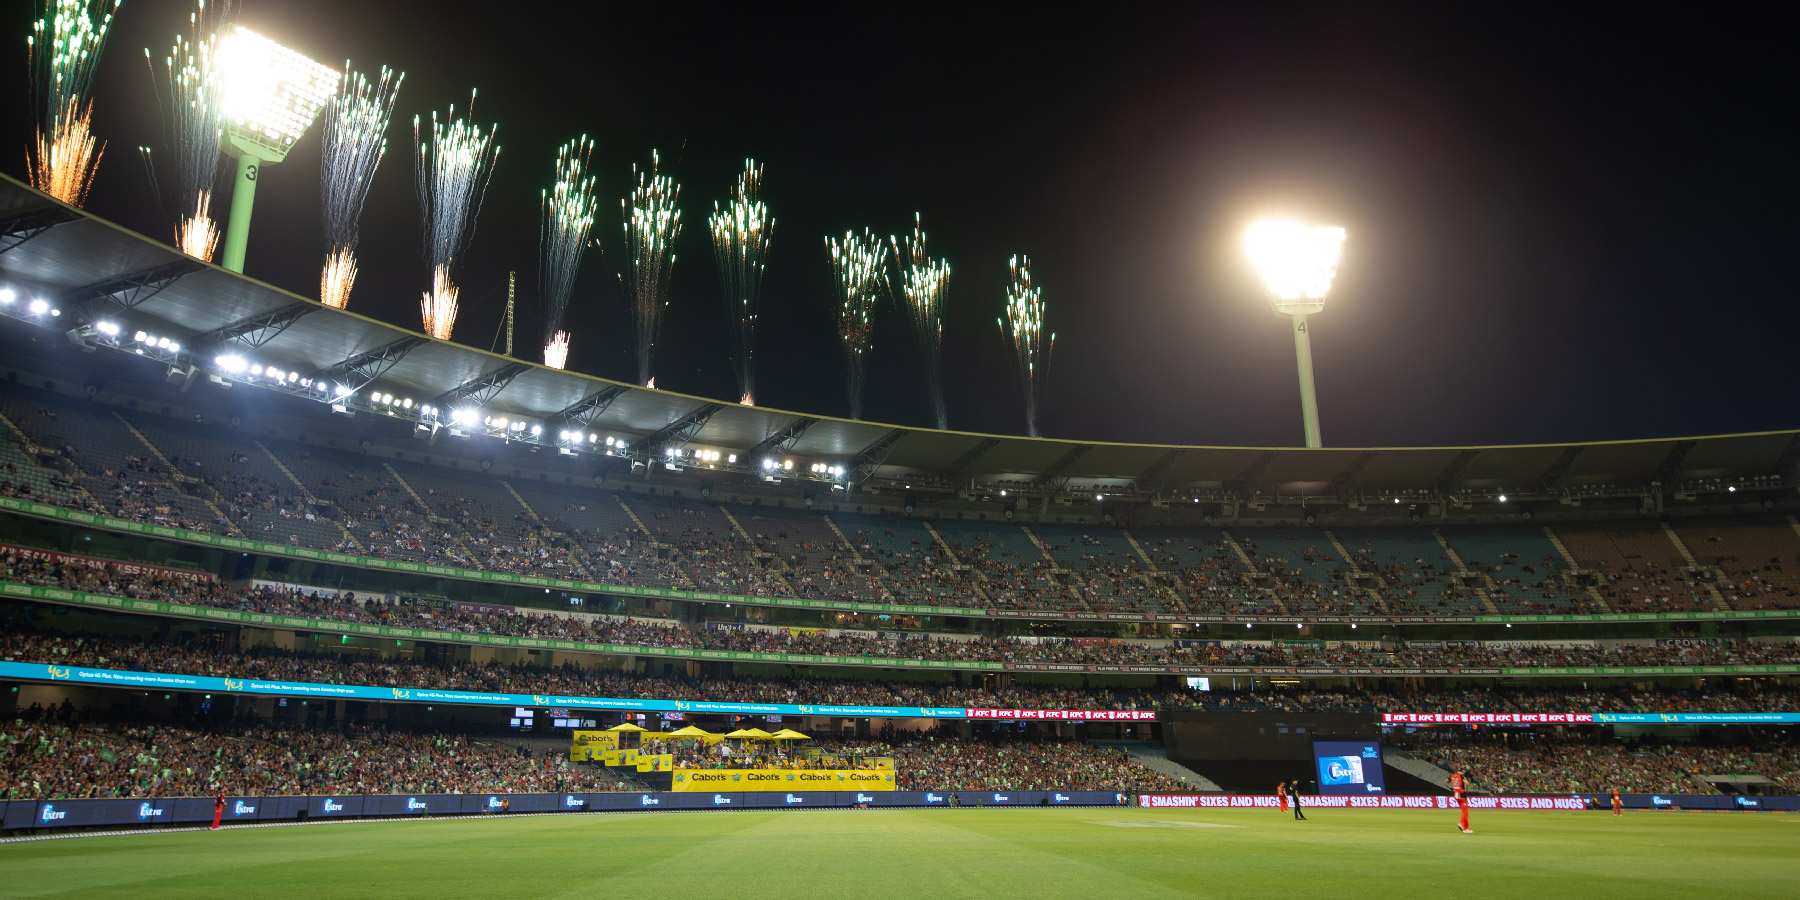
(671, 769), (897, 792)
(1138, 794), (1590, 810)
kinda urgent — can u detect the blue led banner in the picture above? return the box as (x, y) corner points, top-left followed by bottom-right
(0, 660), (966, 719)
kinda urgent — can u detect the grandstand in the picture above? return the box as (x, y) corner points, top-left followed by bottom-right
(0, 171), (1796, 847)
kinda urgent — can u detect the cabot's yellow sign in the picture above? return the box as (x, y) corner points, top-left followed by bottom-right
(670, 769), (896, 792)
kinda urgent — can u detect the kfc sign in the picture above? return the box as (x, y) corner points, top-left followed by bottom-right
(1382, 713), (1595, 724)
(964, 708), (1156, 721)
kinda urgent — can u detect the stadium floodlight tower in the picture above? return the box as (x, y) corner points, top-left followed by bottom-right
(214, 26), (339, 273)
(1245, 222), (1347, 449)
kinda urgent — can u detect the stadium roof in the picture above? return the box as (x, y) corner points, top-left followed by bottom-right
(1, 174), (1794, 502)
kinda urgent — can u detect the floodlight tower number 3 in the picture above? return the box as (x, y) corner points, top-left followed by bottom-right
(215, 26), (341, 273)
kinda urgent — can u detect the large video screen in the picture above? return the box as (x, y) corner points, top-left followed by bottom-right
(1312, 741), (1386, 796)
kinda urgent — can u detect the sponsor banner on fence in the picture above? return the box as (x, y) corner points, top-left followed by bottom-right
(1382, 713), (1597, 724)
(1139, 794), (1589, 811)
(0, 541), (213, 583)
(5, 496), (1798, 628)
(671, 769), (896, 792)
(1138, 793), (1800, 812)
(1384, 712), (1800, 725)
(569, 730), (618, 761)
(965, 709), (1158, 721)
(0, 660), (982, 719)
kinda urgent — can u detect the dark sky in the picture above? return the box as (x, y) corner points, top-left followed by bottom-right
(5, 1), (1797, 447)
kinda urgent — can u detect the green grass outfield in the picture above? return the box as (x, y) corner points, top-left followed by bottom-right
(2, 806), (1796, 900)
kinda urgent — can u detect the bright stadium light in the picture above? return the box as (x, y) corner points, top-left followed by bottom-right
(214, 26), (339, 273)
(1246, 221), (1347, 449)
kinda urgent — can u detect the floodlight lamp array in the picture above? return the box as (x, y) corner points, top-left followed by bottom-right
(1245, 222), (1346, 316)
(215, 26), (340, 161)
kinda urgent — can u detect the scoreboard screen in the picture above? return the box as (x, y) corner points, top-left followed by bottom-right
(1312, 741), (1387, 796)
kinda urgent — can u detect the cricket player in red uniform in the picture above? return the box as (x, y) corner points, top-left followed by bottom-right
(1611, 789), (1622, 817)
(211, 787), (226, 830)
(1277, 782), (1288, 813)
(1448, 770), (1470, 833)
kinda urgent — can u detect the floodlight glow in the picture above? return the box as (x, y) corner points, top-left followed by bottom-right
(212, 26), (339, 274)
(94, 321), (119, 336)
(1498, 494), (1508, 503)
(0, 289), (13, 303)
(216, 355), (247, 372)
(28, 299), (49, 315)
(216, 27), (338, 157)
(1245, 222), (1346, 316)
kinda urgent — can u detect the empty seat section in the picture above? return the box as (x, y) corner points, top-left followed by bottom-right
(735, 505), (883, 603)
(833, 512), (984, 608)
(931, 521), (1082, 611)
(1552, 523), (1711, 612)
(508, 482), (690, 590)
(1440, 525), (1592, 614)
(0, 389), (218, 531)
(1332, 528), (1475, 614)
(625, 494), (774, 595)
(388, 461), (584, 579)
(126, 414), (347, 550)
(1232, 530), (1364, 615)
(1032, 524), (1174, 614)
(1133, 529), (1273, 615)
(0, 414), (89, 508)
(270, 440), (464, 565)
(1673, 516), (1800, 610)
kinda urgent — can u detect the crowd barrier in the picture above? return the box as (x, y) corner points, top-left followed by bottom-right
(1136, 793), (1800, 811)
(0, 790), (1127, 832)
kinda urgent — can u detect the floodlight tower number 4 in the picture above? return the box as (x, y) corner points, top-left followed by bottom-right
(1246, 222), (1347, 449)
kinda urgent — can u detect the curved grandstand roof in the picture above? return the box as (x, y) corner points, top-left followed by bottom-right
(1, 175), (1794, 502)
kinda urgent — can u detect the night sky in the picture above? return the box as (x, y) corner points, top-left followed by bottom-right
(4, 2), (1796, 448)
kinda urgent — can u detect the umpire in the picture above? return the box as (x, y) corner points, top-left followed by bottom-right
(1287, 781), (1306, 821)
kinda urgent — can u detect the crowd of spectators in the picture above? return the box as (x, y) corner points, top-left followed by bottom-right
(0, 715), (1179, 801)
(4, 548), (1800, 673)
(888, 736), (1187, 792)
(5, 623), (1799, 718)
(1403, 732), (1800, 795)
(0, 720), (622, 801)
(8, 393), (1800, 618)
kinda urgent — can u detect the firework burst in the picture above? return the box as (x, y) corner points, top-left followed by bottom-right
(892, 213), (951, 429)
(999, 255), (1054, 437)
(412, 91), (499, 340)
(621, 151), (681, 386)
(709, 158), (774, 405)
(319, 63), (402, 309)
(27, 0), (120, 206)
(539, 135), (597, 369)
(144, 1), (228, 261)
(709, 159), (772, 406)
(828, 228), (890, 420)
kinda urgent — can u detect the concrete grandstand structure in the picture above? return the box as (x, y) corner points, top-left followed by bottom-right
(1, 173), (1798, 817)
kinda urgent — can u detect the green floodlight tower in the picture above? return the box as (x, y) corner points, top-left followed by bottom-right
(215, 26), (339, 274)
(1245, 222), (1347, 449)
